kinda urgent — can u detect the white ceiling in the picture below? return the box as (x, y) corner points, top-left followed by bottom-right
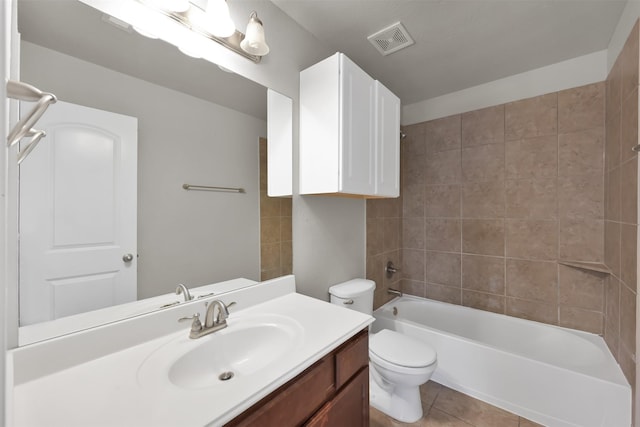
(18, 0), (627, 114)
(272, 0), (627, 105)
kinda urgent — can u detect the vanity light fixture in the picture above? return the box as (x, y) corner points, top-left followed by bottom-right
(129, 0), (269, 63)
(240, 11), (270, 56)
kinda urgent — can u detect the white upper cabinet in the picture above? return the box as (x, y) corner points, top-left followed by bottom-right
(300, 53), (400, 198)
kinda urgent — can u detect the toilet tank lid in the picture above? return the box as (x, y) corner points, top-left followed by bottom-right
(328, 279), (376, 298)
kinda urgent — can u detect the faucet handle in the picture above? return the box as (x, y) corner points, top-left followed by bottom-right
(215, 301), (236, 324)
(178, 313), (202, 332)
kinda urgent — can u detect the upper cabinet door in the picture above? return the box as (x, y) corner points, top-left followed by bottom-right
(375, 81), (400, 197)
(339, 54), (375, 195)
(300, 52), (400, 198)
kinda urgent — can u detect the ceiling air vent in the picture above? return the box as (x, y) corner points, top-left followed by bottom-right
(367, 22), (414, 56)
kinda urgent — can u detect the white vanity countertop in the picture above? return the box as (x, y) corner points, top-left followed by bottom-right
(10, 284), (373, 426)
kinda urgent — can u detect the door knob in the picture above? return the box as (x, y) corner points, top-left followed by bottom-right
(122, 253), (134, 262)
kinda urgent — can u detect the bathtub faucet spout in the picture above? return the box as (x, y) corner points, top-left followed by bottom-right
(388, 288), (403, 297)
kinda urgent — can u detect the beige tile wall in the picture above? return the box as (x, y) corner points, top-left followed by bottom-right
(259, 138), (293, 280)
(604, 20), (639, 388)
(367, 83), (608, 336)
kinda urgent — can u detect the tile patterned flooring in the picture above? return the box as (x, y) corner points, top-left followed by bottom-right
(370, 381), (544, 427)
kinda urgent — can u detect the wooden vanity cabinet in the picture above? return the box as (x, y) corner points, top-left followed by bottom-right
(227, 329), (369, 427)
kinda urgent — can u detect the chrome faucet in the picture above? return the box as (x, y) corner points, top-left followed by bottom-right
(175, 283), (193, 302)
(178, 300), (236, 339)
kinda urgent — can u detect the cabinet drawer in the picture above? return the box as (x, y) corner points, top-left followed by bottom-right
(228, 354), (335, 427)
(335, 329), (368, 390)
(304, 367), (369, 427)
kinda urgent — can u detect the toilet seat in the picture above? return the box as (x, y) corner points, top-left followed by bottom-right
(369, 329), (437, 368)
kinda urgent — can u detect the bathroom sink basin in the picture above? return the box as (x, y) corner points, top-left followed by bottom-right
(137, 314), (304, 390)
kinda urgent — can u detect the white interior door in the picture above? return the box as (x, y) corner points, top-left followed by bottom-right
(19, 100), (137, 326)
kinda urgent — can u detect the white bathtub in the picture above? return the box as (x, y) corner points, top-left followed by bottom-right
(372, 296), (631, 427)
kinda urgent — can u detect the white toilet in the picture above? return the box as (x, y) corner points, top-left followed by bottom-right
(329, 279), (437, 423)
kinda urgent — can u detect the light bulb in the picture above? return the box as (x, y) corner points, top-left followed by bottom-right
(240, 12), (269, 56)
(190, 0), (236, 38)
(142, 0), (190, 13)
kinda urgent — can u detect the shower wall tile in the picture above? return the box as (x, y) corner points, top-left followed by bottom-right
(462, 219), (505, 256)
(461, 104), (505, 147)
(506, 259), (557, 303)
(403, 182), (425, 218)
(606, 167), (621, 222)
(461, 254), (505, 294)
(462, 290), (505, 314)
(425, 184), (461, 218)
(402, 217), (425, 250)
(605, 220), (621, 278)
(402, 249), (426, 282)
(620, 282), (637, 354)
(607, 55), (622, 118)
(620, 224), (637, 291)
(558, 265), (605, 312)
(602, 22), (638, 377)
(506, 297), (558, 325)
(621, 88), (639, 163)
(558, 307), (603, 334)
(426, 114), (461, 153)
(427, 283), (461, 305)
(558, 127), (605, 176)
(461, 143), (504, 182)
(505, 219), (557, 261)
(505, 135), (558, 180)
(505, 179), (557, 220)
(426, 149), (461, 184)
(557, 173), (604, 220)
(375, 79), (612, 335)
(461, 180), (505, 218)
(505, 93), (557, 141)
(557, 82), (605, 134)
(426, 251), (461, 287)
(620, 158), (638, 224)
(558, 219), (604, 262)
(426, 219), (461, 252)
(367, 218), (384, 257)
(383, 217), (402, 252)
(605, 110), (621, 172)
(401, 279), (427, 298)
(260, 217), (280, 244)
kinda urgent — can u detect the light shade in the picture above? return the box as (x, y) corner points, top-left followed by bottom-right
(190, 0), (236, 38)
(240, 11), (269, 56)
(143, 0), (190, 13)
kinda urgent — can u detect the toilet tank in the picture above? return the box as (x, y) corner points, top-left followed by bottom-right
(328, 279), (376, 315)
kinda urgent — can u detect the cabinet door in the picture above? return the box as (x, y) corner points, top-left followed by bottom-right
(339, 54), (375, 195)
(305, 367), (369, 427)
(375, 81), (400, 197)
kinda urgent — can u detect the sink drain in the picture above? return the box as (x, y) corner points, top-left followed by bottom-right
(218, 371), (234, 381)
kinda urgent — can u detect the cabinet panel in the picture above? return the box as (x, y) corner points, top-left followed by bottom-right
(335, 329), (368, 390)
(305, 367), (370, 427)
(228, 354), (335, 427)
(339, 54), (375, 195)
(375, 81), (400, 197)
(299, 53), (341, 194)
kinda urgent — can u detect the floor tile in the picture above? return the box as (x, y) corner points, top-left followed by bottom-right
(430, 386), (519, 427)
(518, 417), (545, 427)
(421, 408), (474, 426)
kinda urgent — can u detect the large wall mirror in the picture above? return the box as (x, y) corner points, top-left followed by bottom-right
(16, 0), (292, 345)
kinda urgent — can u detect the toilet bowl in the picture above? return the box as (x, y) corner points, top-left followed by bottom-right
(328, 279), (438, 423)
(368, 329), (437, 422)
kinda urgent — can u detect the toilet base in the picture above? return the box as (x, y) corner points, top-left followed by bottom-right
(369, 367), (423, 423)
